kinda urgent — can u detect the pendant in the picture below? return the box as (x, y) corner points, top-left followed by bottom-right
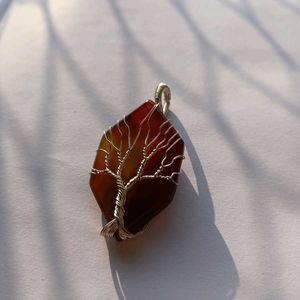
(90, 83), (185, 241)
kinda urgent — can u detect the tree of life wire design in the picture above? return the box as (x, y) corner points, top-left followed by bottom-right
(90, 103), (184, 240)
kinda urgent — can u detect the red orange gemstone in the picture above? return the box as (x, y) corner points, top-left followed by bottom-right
(90, 100), (184, 240)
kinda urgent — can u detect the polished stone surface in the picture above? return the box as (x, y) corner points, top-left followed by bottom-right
(90, 100), (184, 238)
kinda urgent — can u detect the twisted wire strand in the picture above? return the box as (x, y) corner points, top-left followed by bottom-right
(95, 103), (184, 240)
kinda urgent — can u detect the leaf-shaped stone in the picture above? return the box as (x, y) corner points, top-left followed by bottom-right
(90, 100), (184, 240)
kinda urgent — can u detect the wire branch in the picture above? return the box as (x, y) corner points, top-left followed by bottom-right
(154, 154), (185, 176)
(90, 167), (118, 179)
(147, 132), (179, 162)
(141, 172), (181, 185)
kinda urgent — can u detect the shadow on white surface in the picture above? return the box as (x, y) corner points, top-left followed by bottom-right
(0, 29), (77, 300)
(169, 0), (300, 118)
(0, 100), (18, 300)
(0, 0), (12, 21)
(1, 0), (299, 298)
(217, 0), (299, 69)
(0, 2), (78, 298)
(106, 114), (239, 300)
(274, 0), (300, 16)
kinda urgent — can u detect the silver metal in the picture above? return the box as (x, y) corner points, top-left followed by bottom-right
(154, 82), (171, 115)
(91, 83), (183, 240)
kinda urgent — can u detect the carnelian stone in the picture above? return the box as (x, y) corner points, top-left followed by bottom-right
(90, 100), (184, 240)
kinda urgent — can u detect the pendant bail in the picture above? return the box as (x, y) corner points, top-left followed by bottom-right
(154, 82), (171, 116)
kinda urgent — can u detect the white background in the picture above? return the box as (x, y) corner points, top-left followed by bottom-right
(1, 0), (300, 299)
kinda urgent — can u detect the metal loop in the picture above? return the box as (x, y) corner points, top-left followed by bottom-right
(154, 82), (171, 116)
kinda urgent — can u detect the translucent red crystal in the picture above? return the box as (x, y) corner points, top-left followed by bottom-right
(90, 100), (184, 240)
